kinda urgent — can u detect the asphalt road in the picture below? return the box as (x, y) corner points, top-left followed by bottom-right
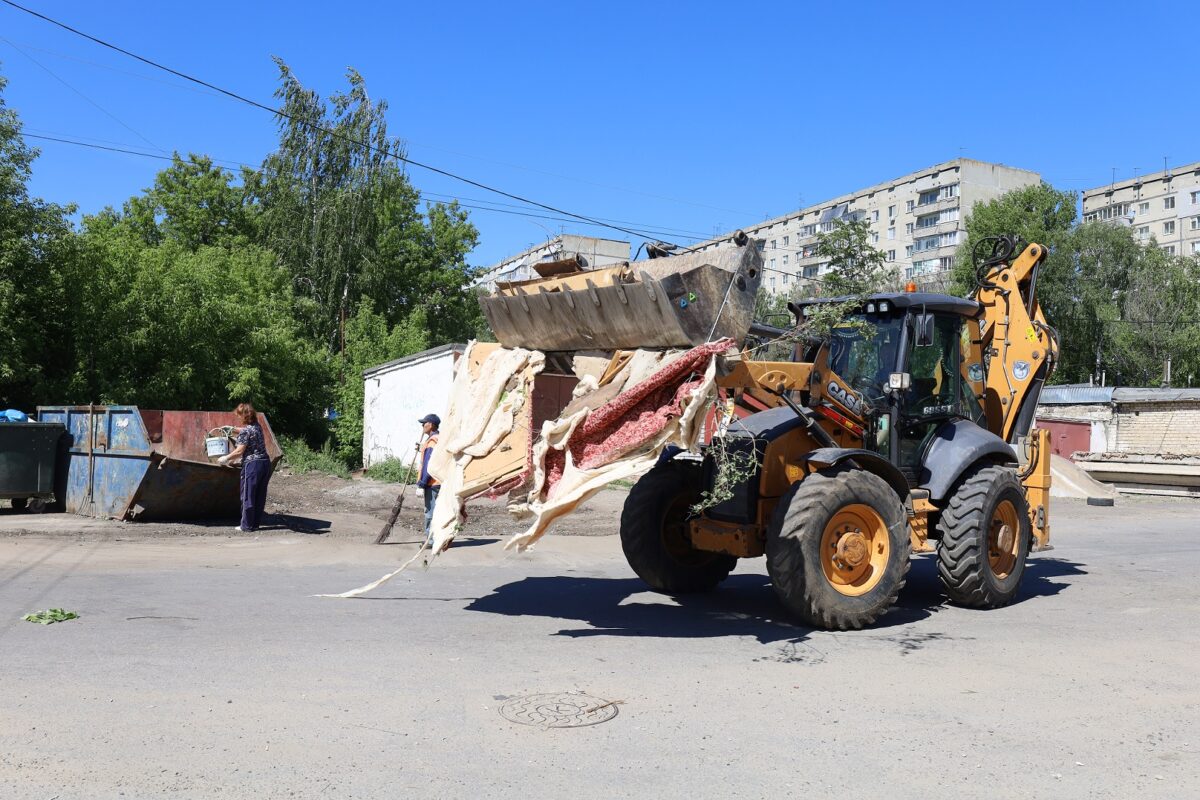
(1, 494), (1197, 799)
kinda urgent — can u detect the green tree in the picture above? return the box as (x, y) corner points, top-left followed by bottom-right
(1108, 249), (1200, 386)
(951, 182), (1076, 299)
(253, 60), (481, 351)
(0, 72), (76, 409)
(816, 217), (893, 296)
(121, 154), (258, 249)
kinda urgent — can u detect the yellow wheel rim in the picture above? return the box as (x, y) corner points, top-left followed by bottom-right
(820, 503), (891, 596)
(989, 499), (1020, 579)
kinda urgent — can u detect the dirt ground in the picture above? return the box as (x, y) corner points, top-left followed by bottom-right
(0, 468), (627, 543)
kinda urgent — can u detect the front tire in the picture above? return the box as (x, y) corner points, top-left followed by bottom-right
(620, 460), (736, 594)
(766, 466), (911, 630)
(937, 464), (1031, 608)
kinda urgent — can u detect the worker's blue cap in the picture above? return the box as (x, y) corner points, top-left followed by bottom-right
(418, 414), (441, 426)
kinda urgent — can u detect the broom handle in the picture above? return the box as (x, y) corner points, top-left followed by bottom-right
(373, 436), (426, 545)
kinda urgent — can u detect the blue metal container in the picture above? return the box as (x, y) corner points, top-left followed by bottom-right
(36, 406), (282, 521)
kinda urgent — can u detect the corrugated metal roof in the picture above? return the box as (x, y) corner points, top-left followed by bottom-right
(1037, 385), (1114, 405)
(362, 343), (466, 379)
(1037, 385), (1200, 405)
(1113, 388), (1200, 403)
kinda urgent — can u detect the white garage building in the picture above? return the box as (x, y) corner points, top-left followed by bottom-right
(362, 343), (465, 467)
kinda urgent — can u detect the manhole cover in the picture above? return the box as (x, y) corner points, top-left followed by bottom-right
(498, 692), (619, 728)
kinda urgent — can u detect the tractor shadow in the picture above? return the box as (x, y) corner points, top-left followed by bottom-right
(897, 552), (1087, 610)
(466, 554), (1087, 645)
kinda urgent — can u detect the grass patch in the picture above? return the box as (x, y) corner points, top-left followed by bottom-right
(364, 457), (417, 484)
(278, 435), (351, 479)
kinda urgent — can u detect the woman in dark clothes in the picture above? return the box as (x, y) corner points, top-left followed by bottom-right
(219, 403), (272, 532)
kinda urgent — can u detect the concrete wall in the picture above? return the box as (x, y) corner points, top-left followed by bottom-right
(1082, 162), (1200, 257)
(362, 349), (461, 467)
(1113, 401), (1200, 456)
(689, 158), (1039, 295)
(473, 235), (631, 291)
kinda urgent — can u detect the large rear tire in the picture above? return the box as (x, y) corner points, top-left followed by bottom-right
(620, 460), (736, 594)
(766, 466), (911, 630)
(937, 464), (1031, 608)
(10, 498), (27, 511)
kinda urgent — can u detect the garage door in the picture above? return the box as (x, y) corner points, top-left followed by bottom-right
(1038, 420), (1091, 459)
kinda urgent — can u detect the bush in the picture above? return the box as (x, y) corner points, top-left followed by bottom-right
(363, 457), (418, 484)
(278, 435), (350, 479)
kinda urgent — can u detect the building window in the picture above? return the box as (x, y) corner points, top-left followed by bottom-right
(916, 213), (939, 229)
(1138, 201), (1150, 215)
(770, 240), (777, 249)
(782, 236), (789, 246)
(944, 184), (959, 198)
(1193, 242), (1200, 254)
(1164, 196), (1176, 210)
(887, 227), (895, 240)
(820, 221), (837, 233)
(940, 256), (954, 270)
(905, 222), (914, 235)
(1163, 220), (1175, 235)
(1136, 225), (1150, 240)
(872, 210), (880, 222)
(887, 250), (896, 262)
(756, 241), (766, 252)
(782, 272), (790, 284)
(769, 276), (776, 290)
(1191, 216), (1200, 231)
(800, 224), (815, 237)
(905, 245), (914, 258)
(803, 265), (818, 279)
(770, 258), (776, 268)
(907, 199), (917, 212)
(872, 232), (879, 244)
(917, 190), (938, 206)
(1162, 245), (1175, 255)
(1191, 190), (1200, 205)
(887, 205), (895, 218)
(782, 255), (789, 265)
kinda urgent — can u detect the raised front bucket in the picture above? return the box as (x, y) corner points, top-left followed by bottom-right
(478, 239), (764, 351)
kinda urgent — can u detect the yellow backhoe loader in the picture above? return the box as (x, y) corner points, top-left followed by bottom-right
(471, 234), (1057, 630)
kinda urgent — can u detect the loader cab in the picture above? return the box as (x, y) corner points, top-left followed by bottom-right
(796, 292), (986, 482)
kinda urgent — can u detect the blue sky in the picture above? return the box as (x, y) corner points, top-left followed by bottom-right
(2, 0), (1198, 266)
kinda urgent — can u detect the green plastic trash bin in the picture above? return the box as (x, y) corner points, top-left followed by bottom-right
(0, 421), (66, 511)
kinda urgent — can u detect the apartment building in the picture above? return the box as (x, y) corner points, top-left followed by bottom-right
(1081, 162), (1200, 257)
(473, 234), (630, 292)
(691, 158), (1040, 295)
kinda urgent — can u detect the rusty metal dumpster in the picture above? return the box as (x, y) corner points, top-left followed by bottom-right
(36, 406), (282, 521)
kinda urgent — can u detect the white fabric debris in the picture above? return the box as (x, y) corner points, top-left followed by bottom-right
(321, 339), (729, 599)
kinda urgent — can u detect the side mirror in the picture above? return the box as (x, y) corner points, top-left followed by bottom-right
(914, 313), (935, 347)
(888, 372), (911, 392)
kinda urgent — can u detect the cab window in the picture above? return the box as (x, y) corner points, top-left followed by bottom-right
(905, 313), (961, 420)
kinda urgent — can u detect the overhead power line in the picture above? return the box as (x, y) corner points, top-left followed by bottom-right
(1, 0), (693, 246)
(19, 131), (706, 242)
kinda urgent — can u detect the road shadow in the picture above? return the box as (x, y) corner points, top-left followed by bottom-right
(467, 553), (1088, 645)
(262, 514), (332, 534)
(466, 572), (935, 644)
(897, 552), (1087, 610)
